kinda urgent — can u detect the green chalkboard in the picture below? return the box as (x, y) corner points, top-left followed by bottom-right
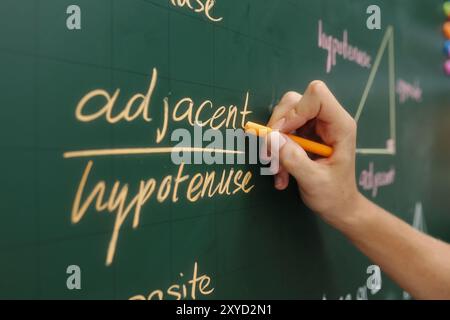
(1, 0), (450, 299)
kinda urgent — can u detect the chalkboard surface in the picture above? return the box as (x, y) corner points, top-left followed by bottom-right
(1, 0), (450, 299)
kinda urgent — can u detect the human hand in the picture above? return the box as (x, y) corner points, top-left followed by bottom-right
(267, 81), (361, 227)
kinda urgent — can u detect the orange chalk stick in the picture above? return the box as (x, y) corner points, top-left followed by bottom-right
(244, 121), (334, 158)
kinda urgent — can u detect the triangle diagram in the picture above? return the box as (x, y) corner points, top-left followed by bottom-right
(354, 26), (396, 156)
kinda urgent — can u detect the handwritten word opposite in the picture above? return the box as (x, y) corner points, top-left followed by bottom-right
(129, 262), (214, 300)
(359, 162), (395, 198)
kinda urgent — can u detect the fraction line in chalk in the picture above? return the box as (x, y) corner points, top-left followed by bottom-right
(63, 147), (245, 159)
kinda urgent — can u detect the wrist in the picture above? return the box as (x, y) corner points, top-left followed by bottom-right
(327, 191), (372, 234)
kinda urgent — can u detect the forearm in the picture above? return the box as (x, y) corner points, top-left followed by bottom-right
(334, 194), (450, 300)
(268, 86), (450, 299)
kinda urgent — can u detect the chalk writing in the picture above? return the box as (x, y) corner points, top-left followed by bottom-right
(169, 0), (223, 22)
(396, 79), (422, 104)
(71, 161), (254, 266)
(76, 69), (156, 124)
(75, 68), (251, 145)
(129, 262), (214, 300)
(359, 162), (395, 198)
(67, 67), (255, 267)
(318, 20), (372, 73)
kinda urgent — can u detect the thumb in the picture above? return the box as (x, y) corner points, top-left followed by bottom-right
(269, 132), (317, 181)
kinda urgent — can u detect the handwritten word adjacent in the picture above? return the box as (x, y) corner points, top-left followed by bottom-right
(318, 20), (372, 73)
(75, 68), (251, 144)
(129, 262), (214, 300)
(396, 79), (422, 104)
(72, 161), (254, 266)
(359, 162), (395, 198)
(169, 0), (223, 22)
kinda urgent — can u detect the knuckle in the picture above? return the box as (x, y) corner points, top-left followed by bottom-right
(270, 111), (283, 123)
(272, 103), (283, 114)
(289, 105), (300, 118)
(307, 80), (327, 95)
(281, 91), (301, 104)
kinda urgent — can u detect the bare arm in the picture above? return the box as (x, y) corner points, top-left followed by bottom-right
(267, 81), (450, 300)
(340, 194), (450, 300)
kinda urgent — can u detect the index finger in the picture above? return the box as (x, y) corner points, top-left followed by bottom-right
(281, 81), (355, 145)
(267, 91), (302, 129)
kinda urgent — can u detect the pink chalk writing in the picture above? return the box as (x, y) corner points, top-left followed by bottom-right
(359, 162), (395, 198)
(396, 79), (423, 104)
(318, 20), (372, 73)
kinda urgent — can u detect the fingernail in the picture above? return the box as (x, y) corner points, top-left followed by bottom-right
(271, 118), (286, 130)
(275, 175), (283, 188)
